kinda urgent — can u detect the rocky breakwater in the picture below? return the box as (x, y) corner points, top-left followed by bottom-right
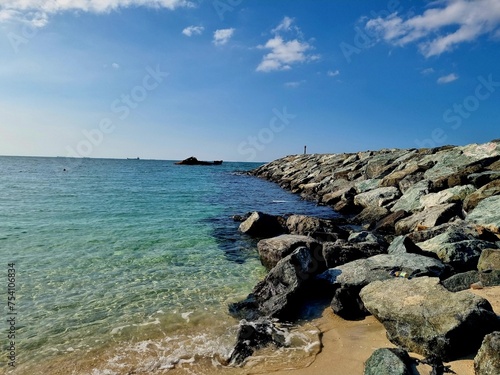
(227, 141), (500, 372)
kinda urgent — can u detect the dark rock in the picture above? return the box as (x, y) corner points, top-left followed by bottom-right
(322, 239), (386, 268)
(257, 235), (321, 270)
(353, 206), (390, 229)
(348, 231), (387, 246)
(175, 156), (223, 165)
(364, 348), (414, 375)
(468, 171), (500, 187)
(360, 277), (500, 361)
(387, 235), (440, 260)
(227, 319), (287, 365)
(441, 271), (480, 292)
(480, 270), (500, 287)
(229, 247), (324, 321)
(286, 215), (349, 241)
(232, 213), (251, 222)
(463, 180), (500, 212)
(474, 331), (500, 375)
(238, 211), (286, 238)
(322, 186), (355, 205)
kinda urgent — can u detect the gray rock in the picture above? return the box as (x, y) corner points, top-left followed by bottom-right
(319, 254), (447, 319)
(348, 231), (385, 245)
(239, 211), (286, 238)
(360, 277), (500, 361)
(395, 203), (460, 235)
(478, 249), (500, 271)
(467, 196), (500, 234)
(474, 331), (500, 375)
(257, 235), (321, 270)
(354, 187), (401, 208)
(419, 184), (476, 210)
(391, 180), (431, 213)
(381, 164), (422, 188)
(364, 348), (414, 375)
(374, 210), (409, 233)
(354, 179), (382, 193)
(353, 206), (390, 229)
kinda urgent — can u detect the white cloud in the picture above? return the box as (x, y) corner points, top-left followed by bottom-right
(111, 63), (120, 69)
(284, 80), (305, 88)
(0, 0), (194, 27)
(421, 67), (435, 75)
(365, 0), (500, 57)
(327, 70), (340, 77)
(256, 16), (318, 73)
(182, 25), (204, 37)
(437, 73), (459, 84)
(213, 28), (234, 46)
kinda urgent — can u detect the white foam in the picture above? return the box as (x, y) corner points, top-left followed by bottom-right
(181, 311), (194, 323)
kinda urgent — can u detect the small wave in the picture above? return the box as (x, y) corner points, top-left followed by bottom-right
(272, 200), (288, 203)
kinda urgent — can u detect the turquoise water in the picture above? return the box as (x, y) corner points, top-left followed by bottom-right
(0, 156), (335, 374)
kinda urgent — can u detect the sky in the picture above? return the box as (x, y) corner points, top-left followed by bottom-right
(0, 0), (499, 162)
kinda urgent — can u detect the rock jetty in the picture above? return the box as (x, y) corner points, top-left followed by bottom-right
(228, 140), (500, 370)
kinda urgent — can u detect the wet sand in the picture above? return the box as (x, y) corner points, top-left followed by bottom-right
(271, 286), (500, 375)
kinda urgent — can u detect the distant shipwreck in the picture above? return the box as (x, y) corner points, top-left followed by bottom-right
(175, 157), (223, 166)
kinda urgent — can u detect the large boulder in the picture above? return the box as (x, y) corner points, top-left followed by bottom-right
(285, 214), (348, 241)
(364, 348), (414, 375)
(419, 184), (476, 210)
(322, 239), (386, 268)
(474, 331), (500, 375)
(257, 235), (321, 270)
(229, 247), (322, 321)
(463, 180), (500, 212)
(360, 277), (500, 361)
(387, 235), (439, 260)
(353, 187), (401, 208)
(477, 249), (500, 272)
(391, 180), (431, 213)
(318, 254), (447, 319)
(239, 211), (286, 238)
(374, 210), (409, 233)
(442, 270), (500, 292)
(467, 196), (500, 233)
(395, 203), (460, 235)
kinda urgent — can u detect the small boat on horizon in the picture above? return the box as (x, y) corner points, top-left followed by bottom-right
(127, 157), (140, 160)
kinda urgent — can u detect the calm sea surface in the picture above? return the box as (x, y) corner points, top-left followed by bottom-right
(0, 156), (336, 374)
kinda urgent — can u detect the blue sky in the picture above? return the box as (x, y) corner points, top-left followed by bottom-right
(0, 0), (499, 162)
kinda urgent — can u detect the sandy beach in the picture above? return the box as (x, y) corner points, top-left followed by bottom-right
(271, 286), (500, 375)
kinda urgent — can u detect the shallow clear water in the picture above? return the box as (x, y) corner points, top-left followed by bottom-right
(0, 156), (335, 374)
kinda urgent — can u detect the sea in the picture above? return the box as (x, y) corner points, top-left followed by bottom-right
(0, 156), (337, 375)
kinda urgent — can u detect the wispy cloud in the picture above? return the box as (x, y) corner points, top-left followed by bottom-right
(327, 70), (340, 77)
(365, 0), (500, 57)
(421, 67), (435, 75)
(257, 16), (319, 73)
(111, 63), (120, 70)
(182, 25), (204, 37)
(437, 73), (459, 84)
(213, 28), (234, 46)
(0, 0), (194, 27)
(284, 80), (306, 88)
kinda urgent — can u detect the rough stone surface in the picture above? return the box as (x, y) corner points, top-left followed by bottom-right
(441, 271), (480, 292)
(477, 249), (500, 271)
(322, 240), (385, 268)
(391, 180), (431, 213)
(463, 180), (500, 212)
(374, 210), (409, 233)
(364, 348), (414, 375)
(229, 247), (323, 320)
(419, 184), (476, 210)
(474, 331), (500, 375)
(395, 203), (460, 235)
(354, 187), (401, 208)
(467, 195), (500, 233)
(360, 277), (500, 361)
(286, 214), (348, 241)
(257, 235), (320, 270)
(239, 211), (286, 238)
